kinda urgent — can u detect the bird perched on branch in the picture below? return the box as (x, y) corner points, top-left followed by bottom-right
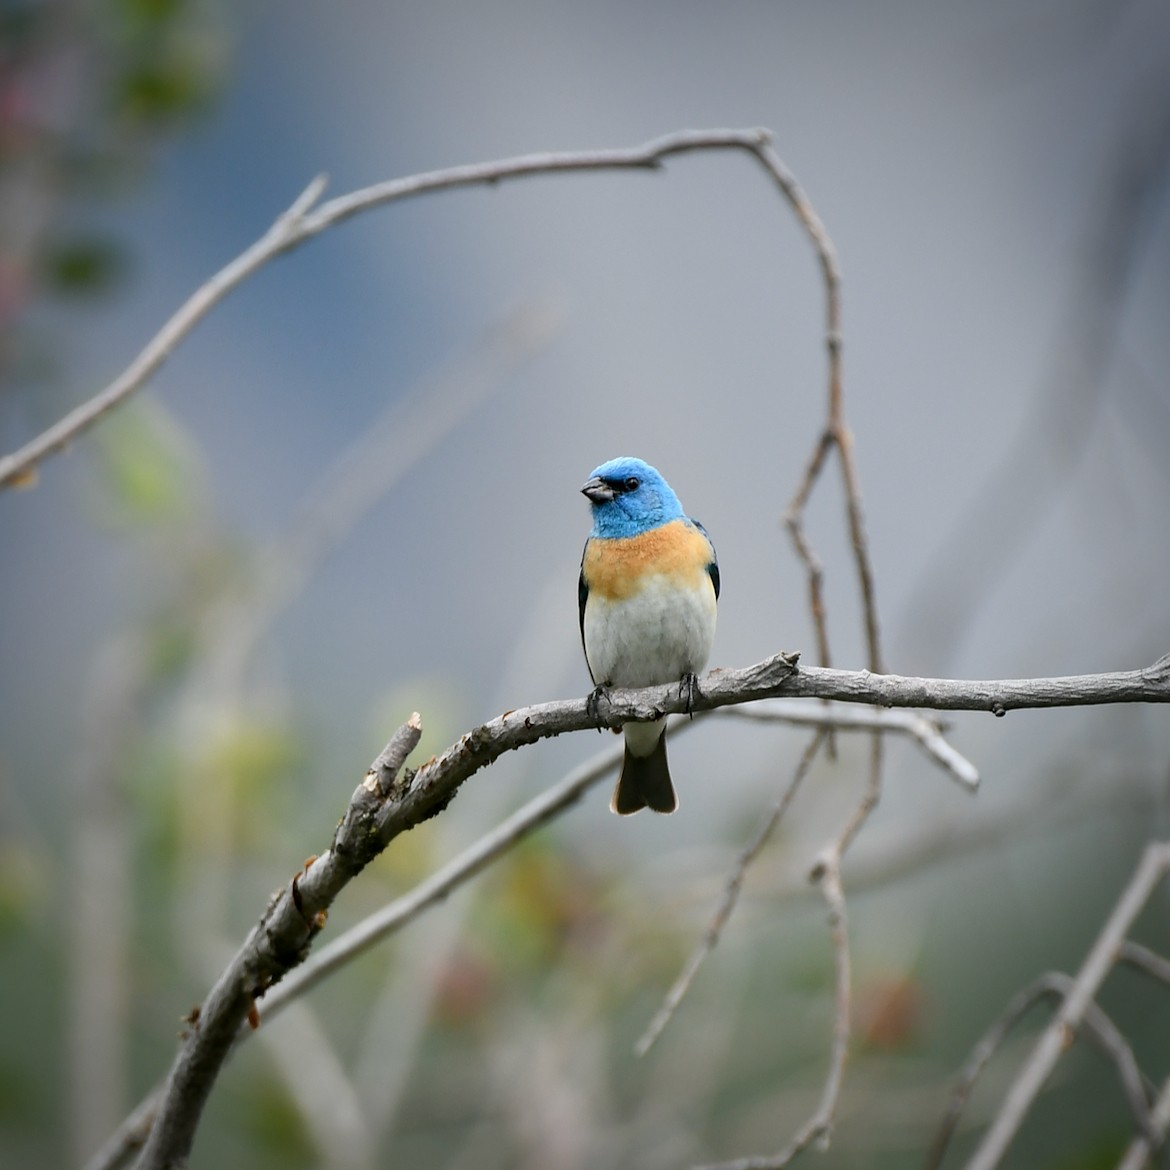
(578, 456), (719, 814)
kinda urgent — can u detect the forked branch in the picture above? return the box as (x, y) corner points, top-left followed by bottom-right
(126, 654), (1170, 1169)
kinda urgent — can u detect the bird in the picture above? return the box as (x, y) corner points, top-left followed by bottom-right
(578, 456), (719, 814)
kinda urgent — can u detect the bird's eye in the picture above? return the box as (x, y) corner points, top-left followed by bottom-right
(624, 476), (640, 491)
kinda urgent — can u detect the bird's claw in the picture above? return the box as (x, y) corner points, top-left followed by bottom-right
(587, 684), (611, 731)
(679, 672), (702, 718)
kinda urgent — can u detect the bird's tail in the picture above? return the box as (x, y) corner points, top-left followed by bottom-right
(611, 722), (677, 815)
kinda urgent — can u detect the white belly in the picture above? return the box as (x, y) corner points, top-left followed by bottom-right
(583, 574), (717, 689)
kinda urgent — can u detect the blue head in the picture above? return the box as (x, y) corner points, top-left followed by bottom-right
(581, 456), (685, 539)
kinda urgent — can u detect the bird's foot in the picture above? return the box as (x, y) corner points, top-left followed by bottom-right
(679, 672), (702, 718)
(587, 684), (612, 731)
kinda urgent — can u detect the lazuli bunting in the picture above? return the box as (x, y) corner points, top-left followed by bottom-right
(578, 456), (719, 814)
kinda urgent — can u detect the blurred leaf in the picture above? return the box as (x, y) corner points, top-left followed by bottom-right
(0, 4), (41, 50)
(1052, 1132), (1130, 1169)
(478, 840), (605, 974)
(93, 400), (205, 528)
(432, 949), (499, 1029)
(143, 612), (199, 684)
(856, 972), (927, 1051)
(208, 718), (303, 807)
(368, 816), (439, 886)
(228, 1067), (315, 1166)
(128, 741), (185, 872)
(41, 235), (128, 297)
(0, 843), (49, 936)
(0, 1054), (36, 1119)
(118, 0), (187, 25)
(117, 57), (211, 125)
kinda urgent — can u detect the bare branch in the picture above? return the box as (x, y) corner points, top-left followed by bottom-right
(267, 737), (626, 1013)
(785, 654), (1170, 713)
(683, 726), (908, 1164)
(695, 859), (852, 1170)
(99, 700), (969, 1169)
(755, 135), (881, 682)
(957, 841), (1170, 1170)
(1, 126), (828, 492)
(85, 1094), (159, 1170)
(22, 111), (1162, 1170)
(637, 731), (828, 1057)
(133, 712), (420, 1170)
(1119, 940), (1170, 989)
(926, 971), (1159, 1170)
(365, 714), (424, 799)
(724, 700), (980, 790)
(784, 431), (835, 670)
(100, 653), (1169, 1169)
(84, 736), (631, 1170)
(1117, 1075), (1170, 1170)
(752, 124), (888, 1168)
(0, 172), (330, 491)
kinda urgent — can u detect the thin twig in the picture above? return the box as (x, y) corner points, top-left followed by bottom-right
(2, 127), (819, 491)
(366, 714), (426, 799)
(132, 714), (421, 1170)
(0, 171), (328, 491)
(751, 125), (880, 1169)
(758, 121), (889, 1168)
(141, 306), (559, 1164)
(830, 733), (885, 864)
(98, 655), (1170, 1169)
(637, 731), (828, 1057)
(69, 636), (147, 1164)
(83, 735), (630, 1170)
(690, 737), (881, 1169)
(764, 129), (882, 682)
(267, 739), (627, 1014)
(780, 655), (1170, 713)
(1117, 1075), (1170, 1170)
(1118, 940), (1170, 989)
(694, 860), (852, 1170)
(783, 431), (835, 671)
(723, 701), (979, 790)
(958, 841), (1170, 1170)
(926, 971), (1159, 1170)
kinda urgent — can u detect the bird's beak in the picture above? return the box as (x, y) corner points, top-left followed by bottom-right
(581, 476), (615, 505)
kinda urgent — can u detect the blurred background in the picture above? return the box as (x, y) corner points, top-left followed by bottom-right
(2, 1), (1170, 1167)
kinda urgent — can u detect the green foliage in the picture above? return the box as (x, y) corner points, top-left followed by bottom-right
(1050, 1133), (1130, 1170)
(0, 0), (230, 388)
(223, 1066), (316, 1169)
(491, 838), (612, 964)
(117, 59), (213, 125)
(43, 235), (129, 297)
(93, 400), (204, 527)
(206, 717), (305, 815)
(0, 842), (48, 938)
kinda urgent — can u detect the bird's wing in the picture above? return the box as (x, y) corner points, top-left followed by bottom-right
(690, 518), (720, 600)
(578, 542), (594, 677)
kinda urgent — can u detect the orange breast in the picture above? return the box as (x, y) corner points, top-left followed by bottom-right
(583, 519), (713, 601)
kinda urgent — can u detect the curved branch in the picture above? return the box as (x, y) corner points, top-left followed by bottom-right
(926, 971), (1159, 1170)
(958, 840), (1170, 1170)
(786, 654), (1170, 713)
(637, 730), (828, 1058)
(2, 126), (797, 491)
(725, 701), (980, 789)
(125, 651), (1170, 1169)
